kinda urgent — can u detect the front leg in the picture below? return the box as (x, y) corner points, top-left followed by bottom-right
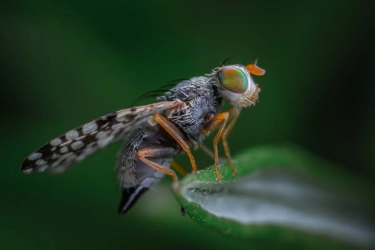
(221, 108), (241, 175)
(202, 112), (230, 180)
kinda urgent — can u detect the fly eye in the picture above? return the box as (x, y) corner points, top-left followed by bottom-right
(217, 68), (248, 93)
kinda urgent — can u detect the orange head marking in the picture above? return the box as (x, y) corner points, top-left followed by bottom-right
(245, 61), (266, 76)
(215, 62), (264, 108)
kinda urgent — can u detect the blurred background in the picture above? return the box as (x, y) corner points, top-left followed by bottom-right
(1, 1), (374, 249)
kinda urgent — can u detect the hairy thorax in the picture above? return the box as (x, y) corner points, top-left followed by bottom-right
(157, 76), (223, 145)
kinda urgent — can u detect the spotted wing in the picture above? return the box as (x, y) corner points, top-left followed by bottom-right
(21, 100), (182, 174)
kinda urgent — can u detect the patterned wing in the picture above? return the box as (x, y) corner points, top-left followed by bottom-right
(21, 100), (182, 174)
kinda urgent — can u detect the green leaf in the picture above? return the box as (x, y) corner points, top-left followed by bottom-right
(173, 145), (375, 249)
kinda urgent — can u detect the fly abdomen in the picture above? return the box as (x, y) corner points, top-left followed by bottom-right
(118, 185), (149, 214)
(116, 122), (178, 215)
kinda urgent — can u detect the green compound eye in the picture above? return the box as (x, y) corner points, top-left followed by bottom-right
(217, 68), (248, 93)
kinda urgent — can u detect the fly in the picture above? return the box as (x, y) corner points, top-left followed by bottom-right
(20, 59), (266, 214)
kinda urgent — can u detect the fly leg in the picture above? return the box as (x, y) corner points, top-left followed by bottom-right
(153, 113), (198, 173)
(200, 144), (215, 160)
(200, 144), (226, 164)
(202, 112), (230, 180)
(137, 147), (180, 190)
(221, 108), (241, 175)
(170, 160), (188, 176)
(201, 109), (241, 179)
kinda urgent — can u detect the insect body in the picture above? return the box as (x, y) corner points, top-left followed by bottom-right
(21, 60), (265, 214)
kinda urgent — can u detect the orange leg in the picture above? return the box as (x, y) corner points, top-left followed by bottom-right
(137, 147), (179, 190)
(202, 112), (230, 180)
(170, 160), (188, 176)
(153, 113), (198, 173)
(221, 108), (241, 175)
(200, 144), (226, 164)
(200, 144), (215, 160)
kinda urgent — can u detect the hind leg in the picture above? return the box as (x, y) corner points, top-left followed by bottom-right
(137, 147), (180, 190)
(170, 160), (188, 176)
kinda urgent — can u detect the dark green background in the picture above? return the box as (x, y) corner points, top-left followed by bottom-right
(1, 1), (374, 249)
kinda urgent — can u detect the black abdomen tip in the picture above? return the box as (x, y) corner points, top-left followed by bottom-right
(118, 186), (149, 215)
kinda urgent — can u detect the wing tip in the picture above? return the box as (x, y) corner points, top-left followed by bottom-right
(20, 159), (35, 174)
(21, 168), (34, 174)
